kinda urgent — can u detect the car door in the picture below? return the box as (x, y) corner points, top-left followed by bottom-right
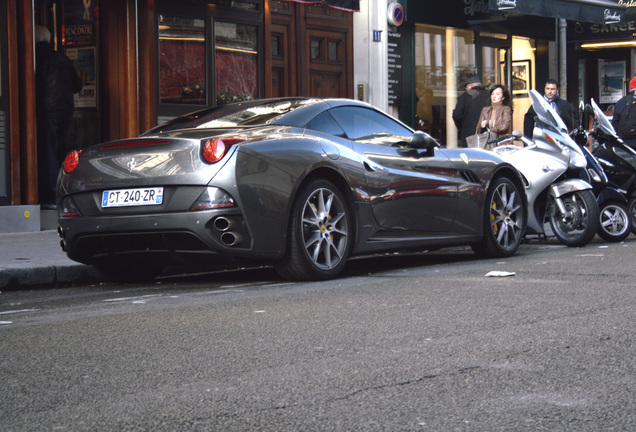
(326, 106), (459, 233)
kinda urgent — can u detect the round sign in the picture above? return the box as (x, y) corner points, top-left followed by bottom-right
(387, 2), (404, 27)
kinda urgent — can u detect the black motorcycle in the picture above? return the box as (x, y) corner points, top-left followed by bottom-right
(585, 99), (636, 236)
(571, 101), (631, 242)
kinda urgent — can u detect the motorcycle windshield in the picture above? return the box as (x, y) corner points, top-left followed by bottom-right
(529, 89), (582, 156)
(529, 89), (569, 133)
(591, 98), (618, 137)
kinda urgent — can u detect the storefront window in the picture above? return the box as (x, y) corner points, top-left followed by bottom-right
(158, 15), (206, 105)
(414, 24), (476, 146)
(215, 22), (258, 105)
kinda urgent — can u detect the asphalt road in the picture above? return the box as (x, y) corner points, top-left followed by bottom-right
(2, 237), (636, 431)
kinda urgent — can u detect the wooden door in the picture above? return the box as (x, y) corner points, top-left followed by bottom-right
(271, 23), (296, 97)
(267, 0), (353, 99)
(306, 29), (347, 98)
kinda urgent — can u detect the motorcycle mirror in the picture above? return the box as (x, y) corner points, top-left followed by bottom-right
(579, 103), (595, 130)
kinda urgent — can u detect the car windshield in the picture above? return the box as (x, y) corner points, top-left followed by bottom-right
(145, 98), (319, 134)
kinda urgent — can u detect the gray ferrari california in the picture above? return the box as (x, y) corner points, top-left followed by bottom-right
(57, 98), (527, 281)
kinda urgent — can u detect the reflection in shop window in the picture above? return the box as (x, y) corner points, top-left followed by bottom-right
(414, 24), (477, 145)
(215, 22), (258, 105)
(158, 15), (206, 105)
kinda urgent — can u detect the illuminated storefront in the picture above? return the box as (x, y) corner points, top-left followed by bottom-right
(378, 0), (626, 148)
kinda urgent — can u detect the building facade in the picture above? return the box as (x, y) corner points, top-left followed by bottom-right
(1, 0), (630, 230)
(0, 0), (357, 214)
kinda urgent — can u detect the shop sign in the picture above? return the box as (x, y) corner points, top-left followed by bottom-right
(462, 0), (504, 18)
(63, 0), (97, 46)
(388, 32), (402, 106)
(569, 6), (636, 41)
(487, 0), (625, 25)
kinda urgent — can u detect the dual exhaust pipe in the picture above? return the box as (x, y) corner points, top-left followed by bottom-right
(213, 217), (242, 247)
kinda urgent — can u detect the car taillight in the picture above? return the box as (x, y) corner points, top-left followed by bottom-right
(202, 138), (244, 163)
(191, 187), (236, 210)
(59, 196), (81, 217)
(63, 150), (82, 173)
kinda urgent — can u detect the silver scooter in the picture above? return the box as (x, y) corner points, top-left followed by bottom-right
(490, 90), (599, 247)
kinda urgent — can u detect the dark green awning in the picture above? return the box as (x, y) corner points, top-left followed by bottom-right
(488, 0), (626, 25)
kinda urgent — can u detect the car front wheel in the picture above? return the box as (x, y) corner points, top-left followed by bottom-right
(275, 179), (352, 281)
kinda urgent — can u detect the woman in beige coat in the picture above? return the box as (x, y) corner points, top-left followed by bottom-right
(477, 84), (512, 138)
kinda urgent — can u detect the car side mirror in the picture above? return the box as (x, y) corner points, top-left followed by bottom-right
(410, 131), (438, 150)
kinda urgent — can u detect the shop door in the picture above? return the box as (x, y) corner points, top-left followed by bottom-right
(0, 0), (10, 205)
(305, 29), (348, 98)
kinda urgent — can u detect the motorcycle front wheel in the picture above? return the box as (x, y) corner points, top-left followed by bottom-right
(548, 190), (599, 247)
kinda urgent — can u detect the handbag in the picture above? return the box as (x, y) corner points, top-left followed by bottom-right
(466, 129), (498, 149)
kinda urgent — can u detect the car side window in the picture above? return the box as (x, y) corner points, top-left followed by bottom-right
(328, 107), (412, 139)
(306, 111), (347, 137)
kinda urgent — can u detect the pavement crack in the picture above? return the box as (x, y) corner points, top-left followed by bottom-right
(324, 367), (482, 404)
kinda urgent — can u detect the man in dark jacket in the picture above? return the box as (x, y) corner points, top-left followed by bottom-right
(452, 77), (489, 148)
(611, 76), (636, 149)
(523, 79), (578, 138)
(35, 25), (83, 209)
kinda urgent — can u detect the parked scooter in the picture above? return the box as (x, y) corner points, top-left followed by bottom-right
(571, 118), (631, 242)
(488, 89), (599, 247)
(586, 98), (636, 235)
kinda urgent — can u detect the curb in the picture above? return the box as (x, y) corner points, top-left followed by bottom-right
(0, 264), (103, 290)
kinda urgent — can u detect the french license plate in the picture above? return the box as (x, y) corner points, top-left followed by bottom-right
(101, 187), (164, 208)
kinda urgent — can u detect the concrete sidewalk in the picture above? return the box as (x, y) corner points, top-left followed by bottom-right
(0, 230), (100, 290)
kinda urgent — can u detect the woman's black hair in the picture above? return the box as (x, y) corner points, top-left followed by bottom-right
(489, 84), (512, 107)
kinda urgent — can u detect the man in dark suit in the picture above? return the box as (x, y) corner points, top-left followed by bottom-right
(524, 79), (578, 138)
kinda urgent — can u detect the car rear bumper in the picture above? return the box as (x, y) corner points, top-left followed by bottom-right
(57, 209), (280, 266)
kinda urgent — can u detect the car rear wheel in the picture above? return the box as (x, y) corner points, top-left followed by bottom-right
(471, 176), (525, 258)
(275, 179), (352, 281)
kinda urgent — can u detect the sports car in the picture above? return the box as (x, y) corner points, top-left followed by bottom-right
(56, 98), (527, 281)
